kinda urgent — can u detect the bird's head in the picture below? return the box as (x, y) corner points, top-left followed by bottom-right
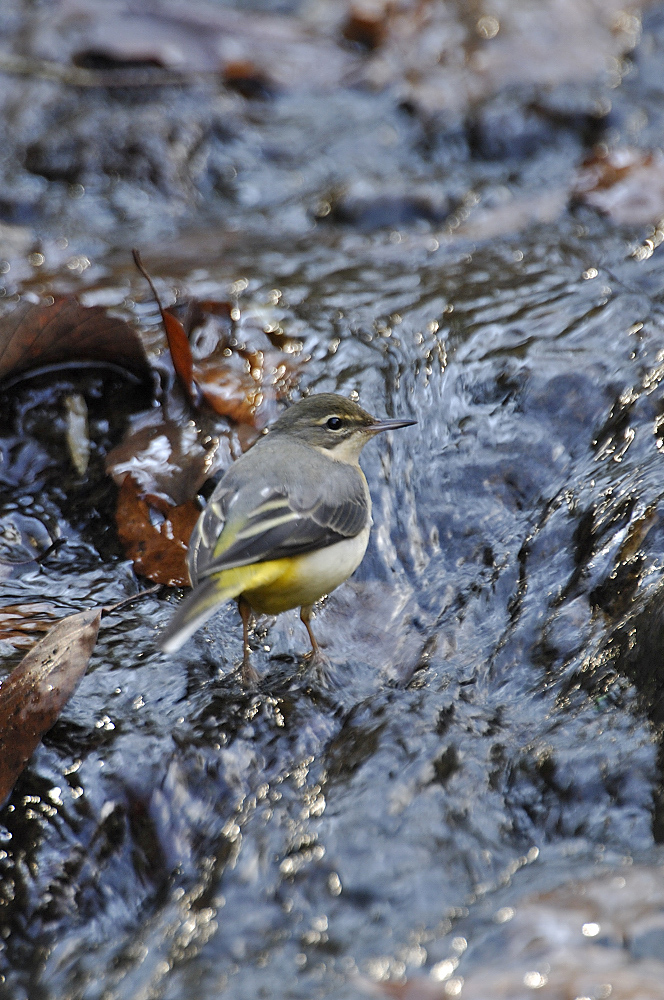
(268, 393), (416, 463)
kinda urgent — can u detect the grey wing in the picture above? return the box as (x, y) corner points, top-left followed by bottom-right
(187, 483), (232, 585)
(190, 467), (369, 582)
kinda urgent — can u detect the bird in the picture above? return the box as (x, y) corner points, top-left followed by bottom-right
(158, 393), (416, 683)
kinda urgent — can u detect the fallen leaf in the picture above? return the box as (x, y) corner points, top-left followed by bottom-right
(0, 608), (101, 806)
(194, 363), (265, 424)
(342, 6), (388, 50)
(0, 295), (151, 387)
(136, 255), (301, 429)
(132, 250), (197, 404)
(222, 60), (274, 99)
(162, 309), (197, 403)
(105, 408), (231, 506)
(184, 298), (301, 428)
(574, 147), (664, 225)
(115, 476), (200, 586)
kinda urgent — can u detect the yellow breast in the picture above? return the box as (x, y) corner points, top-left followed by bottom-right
(242, 525), (371, 615)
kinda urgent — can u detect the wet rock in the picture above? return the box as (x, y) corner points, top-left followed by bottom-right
(468, 93), (561, 161)
(326, 184), (452, 230)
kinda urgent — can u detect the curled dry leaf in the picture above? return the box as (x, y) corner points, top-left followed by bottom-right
(132, 249), (197, 404)
(0, 608), (101, 807)
(115, 476), (200, 586)
(162, 308), (197, 403)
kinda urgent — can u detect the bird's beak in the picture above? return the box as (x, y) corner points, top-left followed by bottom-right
(367, 416), (417, 433)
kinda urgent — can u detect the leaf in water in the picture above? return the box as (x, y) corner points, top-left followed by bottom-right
(162, 309), (197, 402)
(106, 409), (231, 506)
(342, 6), (388, 50)
(0, 608), (101, 807)
(115, 476), (200, 586)
(0, 295), (151, 386)
(194, 362), (265, 425)
(133, 249), (197, 404)
(185, 298), (301, 428)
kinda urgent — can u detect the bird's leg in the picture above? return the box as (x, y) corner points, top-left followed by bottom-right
(300, 604), (320, 657)
(300, 605), (333, 685)
(238, 596), (259, 686)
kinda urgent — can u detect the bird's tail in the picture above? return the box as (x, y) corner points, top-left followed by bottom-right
(158, 562), (284, 654)
(158, 576), (240, 654)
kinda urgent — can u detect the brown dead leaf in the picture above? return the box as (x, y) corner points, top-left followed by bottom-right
(105, 407), (231, 506)
(0, 295), (151, 386)
(115, 476), (200, 586)
(574, 148), (664, 225)
(342, 5), (388, 50)
(134, 254), (299, 429)
(184, 298), (301, 428)
(222, 60), (274, 99)
(132, 249), (197, 404)
(194, 363), (265, 424)
(162, 309), (197, 403)
(0, 608), (101, 806)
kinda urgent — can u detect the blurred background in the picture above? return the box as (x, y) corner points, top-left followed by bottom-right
(0, 0), (658, 268)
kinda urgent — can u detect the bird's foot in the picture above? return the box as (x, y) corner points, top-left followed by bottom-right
(303, 648), (336, 688)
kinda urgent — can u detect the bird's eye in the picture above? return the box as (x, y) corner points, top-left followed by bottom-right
(326, 416), (343, 430)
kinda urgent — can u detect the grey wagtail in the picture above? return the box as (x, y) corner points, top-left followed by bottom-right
(159, 393), (416, 682)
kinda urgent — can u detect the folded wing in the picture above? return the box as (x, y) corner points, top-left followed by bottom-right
(190, 466), (369, 583)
